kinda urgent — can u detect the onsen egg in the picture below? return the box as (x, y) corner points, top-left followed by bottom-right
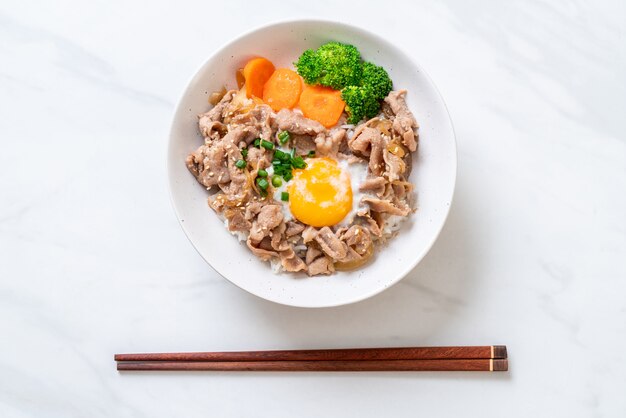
(288, 158), (353, 227)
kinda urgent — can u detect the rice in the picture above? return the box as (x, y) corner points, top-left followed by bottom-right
(223, 219), (248, 242)
(382, 215), (408, 238)
(270, 257), (284, 273)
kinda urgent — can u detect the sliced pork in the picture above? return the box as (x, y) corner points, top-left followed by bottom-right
(384, 90), (418, 152)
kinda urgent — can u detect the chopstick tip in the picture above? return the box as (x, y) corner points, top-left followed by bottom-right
(493, 345), (507, 359)
(492, 359), (508, 372)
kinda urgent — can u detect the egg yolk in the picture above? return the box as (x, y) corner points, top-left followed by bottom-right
(288, 158), (353, 227)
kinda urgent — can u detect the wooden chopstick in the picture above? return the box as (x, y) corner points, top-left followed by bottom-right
(117, 358), (508, 372)
(114, 345), (507, 363)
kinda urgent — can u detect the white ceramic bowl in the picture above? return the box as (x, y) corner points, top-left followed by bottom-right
(168, 20), (456, 308)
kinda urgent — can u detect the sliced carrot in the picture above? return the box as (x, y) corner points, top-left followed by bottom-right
(242, 57), (275, 98)
(262, 69), (303, 112)
(298, 85), (345, 128)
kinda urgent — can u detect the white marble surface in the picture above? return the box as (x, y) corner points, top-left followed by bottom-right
(1, 0), (625, 416)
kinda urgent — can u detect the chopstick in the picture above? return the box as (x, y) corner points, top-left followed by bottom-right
(115, 345), (507, 362)
(115, 345), (508, 372)
(117, 358), (508, 372)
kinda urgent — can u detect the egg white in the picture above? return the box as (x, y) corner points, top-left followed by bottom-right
(337, 158), (370, 226)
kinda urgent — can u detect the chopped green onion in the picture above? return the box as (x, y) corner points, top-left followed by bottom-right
(235, 159), (246, 169)
(278, 131), (290, 144)
(241, 148), (248, 158)
(281, 192), (289, 201)
(253, 138), (261, 147)
(274, 149), (290, 161)
(256, 177), (269, 190)
(260, 146), (310, 183)
(292, 156), (307, 169)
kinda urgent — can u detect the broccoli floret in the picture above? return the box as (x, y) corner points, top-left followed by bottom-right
(361, 62), (392, 99)
(315, 42), (363, 89)
(295, 42), (363, 89)
(342, 63), (391, 122)
(294, 49), (322, 85)
(341, 86), (380, 124)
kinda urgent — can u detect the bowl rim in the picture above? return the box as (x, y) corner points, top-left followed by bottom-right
(167, 18), (457, 308)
